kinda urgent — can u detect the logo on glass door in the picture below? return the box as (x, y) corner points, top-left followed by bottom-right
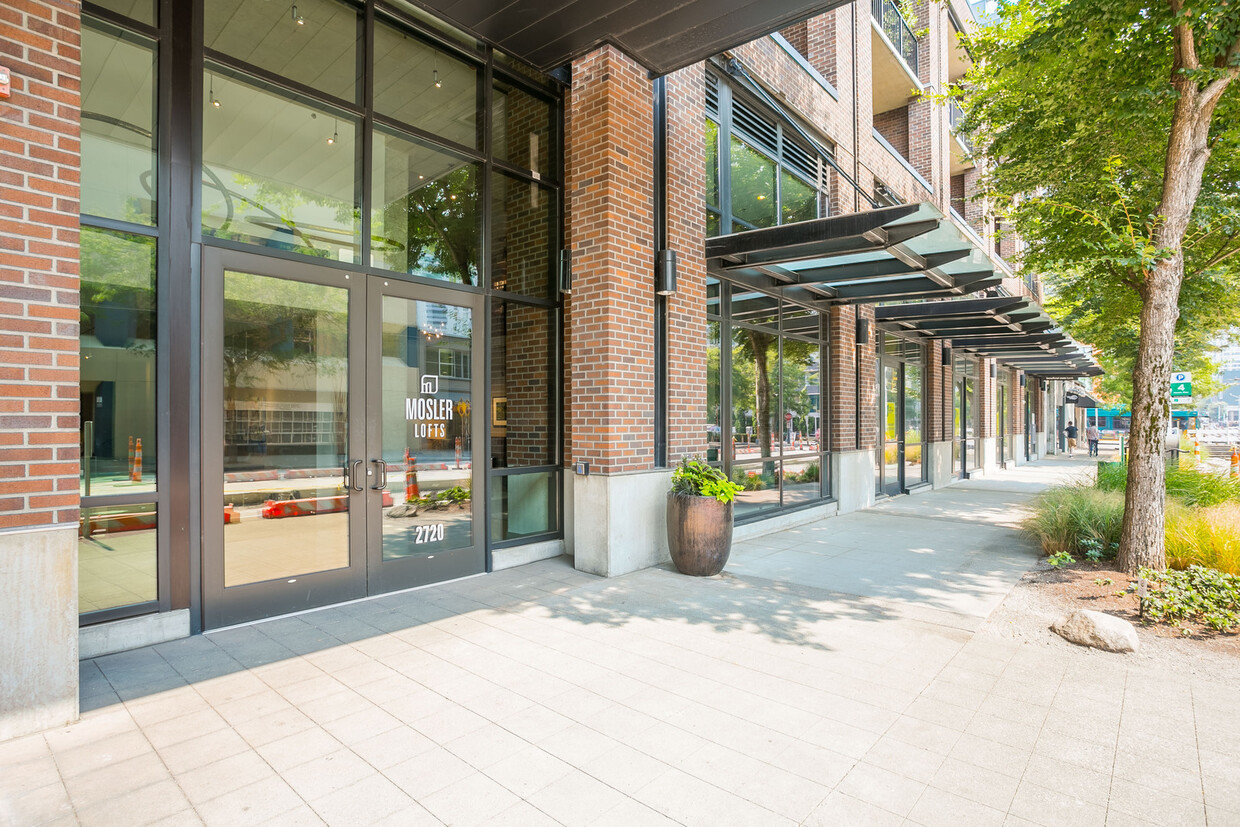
(407, 374), (453, 439)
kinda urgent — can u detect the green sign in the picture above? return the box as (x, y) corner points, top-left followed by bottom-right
(1170, 381), (1192, 396)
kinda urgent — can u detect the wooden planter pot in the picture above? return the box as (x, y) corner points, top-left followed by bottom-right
(666, 492), (734, 576)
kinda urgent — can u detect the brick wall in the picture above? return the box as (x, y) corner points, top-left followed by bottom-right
(828, 304), (856, 452)
(665, 65), (707, 462)
(779, 21), (809, 57)
(873, 106), (909, 159)
(565, 46), (655, 473)
(0, 0), (81, 531)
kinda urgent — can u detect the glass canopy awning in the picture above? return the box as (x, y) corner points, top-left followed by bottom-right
(875, 296), (1104, 378)
(706, 202), (1003, 305)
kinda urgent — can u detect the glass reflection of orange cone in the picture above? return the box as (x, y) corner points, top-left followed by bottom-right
(1231, 446), (1238, 478)
(132, 438), (142, 482)
(128, 435), (135, 479)
(405, 448), (419, 502)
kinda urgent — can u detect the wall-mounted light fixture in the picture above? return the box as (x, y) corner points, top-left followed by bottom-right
(1019, 373), (1026, 387)
(941, 345), (952, 366)
(855, 317), (870, 347)
(1040, 379), (1047, 391)
(655, 249), (678, 296)
(990, 362), (997, 378)
(558, 249), (572, 296)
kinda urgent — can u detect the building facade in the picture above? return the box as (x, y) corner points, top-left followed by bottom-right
(0, 0), (1096, 739)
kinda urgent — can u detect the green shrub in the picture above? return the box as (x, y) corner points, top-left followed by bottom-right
(1024, 485), (1125, 556)
(1131, 565), (1240, 632)
(672, 457), (742, 503)
(1094, 462), (1240, 507)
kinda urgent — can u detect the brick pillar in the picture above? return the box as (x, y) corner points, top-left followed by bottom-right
(828, 304), (857, 452)
(665, 65), (707, 462)
(805, 11), (838, 88)
(565, 46), (662, 576)
(0, 0), (82, 739)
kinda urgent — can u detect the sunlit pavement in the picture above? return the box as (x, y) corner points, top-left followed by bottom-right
(3, 458), (1237, 826)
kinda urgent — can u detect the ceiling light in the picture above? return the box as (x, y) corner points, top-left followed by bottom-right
(209, 74), (221, 108)
(326, 120), (338, 145)
(291, 4), (305, 25)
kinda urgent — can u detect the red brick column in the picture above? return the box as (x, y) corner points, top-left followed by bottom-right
(0, 0), (82, 740)
(566, 46), (654, 473)
(0, 0), (81, 531)
(828, 304), (857, 452)
(665, 65), (707, 462)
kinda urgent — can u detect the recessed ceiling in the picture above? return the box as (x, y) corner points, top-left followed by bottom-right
(412, 0), (854, 75)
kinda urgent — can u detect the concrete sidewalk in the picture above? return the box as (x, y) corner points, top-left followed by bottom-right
(3, 459), (1238, 826)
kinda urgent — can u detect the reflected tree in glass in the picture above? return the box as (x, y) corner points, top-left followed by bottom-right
(382, 164), (479, 285)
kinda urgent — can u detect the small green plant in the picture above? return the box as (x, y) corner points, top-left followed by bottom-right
(1094, 577), (1114, 586)
(1130, 565), (1240, 632)
(671, 457), (742, 503)
(1047, 551), (1075, 568)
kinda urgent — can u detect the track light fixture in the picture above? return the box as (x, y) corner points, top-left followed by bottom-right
(209, 74), (220, 108)
(326, 120), (338, 145)
(291, 4), (305, 25)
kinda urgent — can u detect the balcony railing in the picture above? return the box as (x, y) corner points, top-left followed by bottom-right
(872, 0), (919, 77)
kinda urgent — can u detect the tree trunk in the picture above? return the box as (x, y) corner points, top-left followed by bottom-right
(1118, 26), (1232, 572)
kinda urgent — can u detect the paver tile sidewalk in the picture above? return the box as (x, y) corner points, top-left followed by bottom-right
(3, 459), (1238, 826)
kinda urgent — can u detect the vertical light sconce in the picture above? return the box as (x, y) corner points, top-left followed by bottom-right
(655, 249), (678, 296)
(558, 249), (572, 296)
(941, 345), (952, 366)
(990, 362), (997, 378)
(855, 317), (870, 347)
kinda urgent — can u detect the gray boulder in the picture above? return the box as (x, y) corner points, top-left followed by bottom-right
(1051, 610), (1139, 654)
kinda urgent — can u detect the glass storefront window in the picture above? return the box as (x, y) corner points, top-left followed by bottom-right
(205, 0), (361, 103)
(781, 339), (820, 453)
(733, 461), (780, 520)
(82, 24), (157, 226)
(372, 129), (481, 283)
(706, 119), (720, 210)
(202, 70), (360, 262)
(730, 136), (777, 230)
(81, 227), (157, 495)
(490, 301), (554, 467)
(374, 19), (480, 149)
(493, 79), (554, 177)
(91, 0), (156, 25)
(707, 320), (721, 462)
(904, 363), (924, 484)
(80, 503), (158, 613)
(491, 471), (555, 541)
(491, 172), (555, 298)
(732, 327), (779, 465)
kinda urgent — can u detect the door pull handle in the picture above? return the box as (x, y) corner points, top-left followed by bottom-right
(371, 459), (388, 490)
(350, 459), (364, 492)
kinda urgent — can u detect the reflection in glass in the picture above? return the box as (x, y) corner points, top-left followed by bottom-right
(493, 79), (554, 176)
(90, 0), (155, 25)
(491, 172), (554, 297)
(81, 228), (157, 494)
(491, 471), (555, 541)
(79, 503), (157, 613)
(781, 170), (817, 224)
(731, 291), (779, 331)
(380, 296), (473, 560)
(706, 119), (720, 209)
(205, 0), (360, 102)
(82, 24), (157, 225)
(733, 461), (780, 519)
(781, 338), (819, 452)
(372, 130), (480, 283)
(374, 20), (480, 148)
(904, 363), (923, 484)
(222, 272), (350, 587)
(782, 456), (821, 505)
(707, 320), (721, 462)
(202, 71), (360, 262)
(730, 136), (776, 229)
(491, 301), (553, 467)
(732, 328), (778, 472)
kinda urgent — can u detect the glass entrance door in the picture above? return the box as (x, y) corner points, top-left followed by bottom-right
(203, 250), (483, 628)
(879, 362), (902, 496)
(365, 280), (482, 594)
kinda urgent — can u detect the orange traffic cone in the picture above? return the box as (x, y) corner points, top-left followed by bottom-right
(1230, 446), (1238, 479)
(127, 436), (135, 479)
(405, 448), (419, 501)
(131, 438), (142, 482)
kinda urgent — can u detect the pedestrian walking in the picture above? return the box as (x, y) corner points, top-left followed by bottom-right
(1086, 423), (1100, 457)
(1066, 421), (1079, 457)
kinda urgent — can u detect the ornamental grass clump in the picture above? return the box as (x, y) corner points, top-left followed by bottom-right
(1094, 461), (1240, 508)
(1024, 485), (1124, 556)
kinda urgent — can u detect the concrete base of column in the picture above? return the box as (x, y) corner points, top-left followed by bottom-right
(980, 437), (999, 474)
(80, 609), (190, 660)
(0, 526), (78, 742)
(929, 441), (954, 488)
(1036, 432), (1047, 458)
(834, 449), (877, 515)
(571, 469), (673, 577)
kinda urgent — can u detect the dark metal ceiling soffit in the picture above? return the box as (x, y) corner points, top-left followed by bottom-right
(873, 297), (1104, 378)
(413, 0), (854, 76)
(706, 202), (1003, 306)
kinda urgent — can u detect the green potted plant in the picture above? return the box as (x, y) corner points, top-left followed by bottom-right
(667, 457), (743, 576)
